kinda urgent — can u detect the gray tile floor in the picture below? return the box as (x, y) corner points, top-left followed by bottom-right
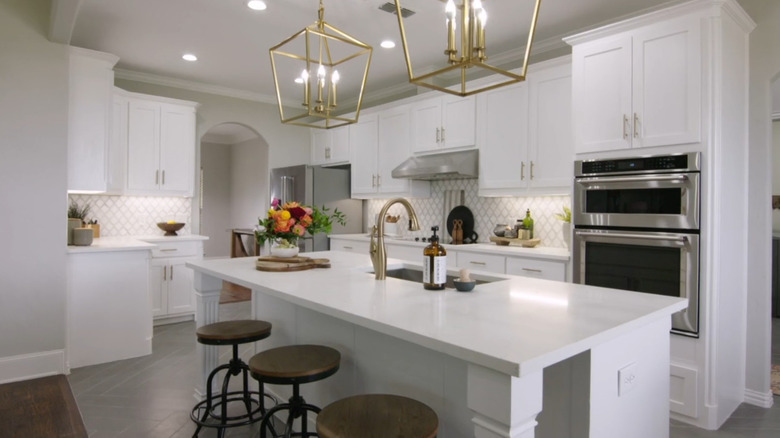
(68, 303), (779, 437)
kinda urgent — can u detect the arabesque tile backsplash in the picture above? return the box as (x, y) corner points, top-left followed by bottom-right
(69, 194), (192, 237)
(367, 179), (571, 248)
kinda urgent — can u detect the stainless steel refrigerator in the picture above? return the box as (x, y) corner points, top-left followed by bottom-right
(270, 165), (363, 252)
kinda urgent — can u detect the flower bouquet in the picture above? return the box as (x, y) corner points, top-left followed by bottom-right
(256, 198), (346, 256)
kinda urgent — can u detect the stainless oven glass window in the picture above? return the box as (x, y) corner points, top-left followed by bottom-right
(585, 242), (683, 296)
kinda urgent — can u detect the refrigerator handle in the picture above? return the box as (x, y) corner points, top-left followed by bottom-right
(280, 176), (294, 205)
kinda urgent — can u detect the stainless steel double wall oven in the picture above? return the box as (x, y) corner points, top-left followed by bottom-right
(573, 152), (701, 336)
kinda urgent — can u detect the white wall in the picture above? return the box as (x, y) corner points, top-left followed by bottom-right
(230, 137), (269, 230)
(0, 0), (69, 381)
(201, 141), (232, 257)
(738, 0), (780, 406)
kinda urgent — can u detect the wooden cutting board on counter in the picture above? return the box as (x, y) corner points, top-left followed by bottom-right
(255, 256), (331, 272)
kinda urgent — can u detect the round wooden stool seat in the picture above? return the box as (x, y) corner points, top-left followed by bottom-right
(249, 344), (341, 385)
(317, 394), (439, 438)
(196, 320), (272, 346)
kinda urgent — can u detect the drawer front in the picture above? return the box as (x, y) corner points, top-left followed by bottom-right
(330, 239), (369, 254)
(386, 244), (421, 263)
(505, 257), (565, 281)
(455, 252), (505, 274)
(151, 241), (200, 258)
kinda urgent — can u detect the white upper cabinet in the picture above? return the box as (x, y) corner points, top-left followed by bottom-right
(478, 58), (572, 197)
(311, 124), (350, 166)
(350, 107), (430, 199)
(125, 94), (197, 196)
(570, 16), (701, 154)
(411, 95), (476, 154)
(106, 88), (128, 194)
(67, 47), (119, 193)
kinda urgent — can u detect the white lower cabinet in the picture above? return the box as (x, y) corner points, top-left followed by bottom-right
(330, 239), (369, 255)
(147, 240), (202, 324)
(506, 257), (566, 281)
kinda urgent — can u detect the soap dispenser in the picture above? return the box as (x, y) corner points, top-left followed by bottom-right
(423, 226), (447, 290)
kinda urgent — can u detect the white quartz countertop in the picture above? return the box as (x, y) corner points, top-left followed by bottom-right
(187, 251), (685, 377)
(329, 233), (570, 260)
(67, 234), (208, 254)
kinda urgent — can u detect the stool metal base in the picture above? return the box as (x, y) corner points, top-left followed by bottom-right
(259, 385), (320, 438)
(191, 345), (277, 438)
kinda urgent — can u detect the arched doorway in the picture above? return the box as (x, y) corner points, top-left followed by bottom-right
(199, 123), (269, 258)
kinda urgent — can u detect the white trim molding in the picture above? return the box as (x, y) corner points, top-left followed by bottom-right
(0, 350), (67, 384)
(743, 388), (774, 409)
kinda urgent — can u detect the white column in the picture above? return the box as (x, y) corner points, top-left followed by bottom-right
(193, 271), (222, 400)
(468, 364), (544, 438)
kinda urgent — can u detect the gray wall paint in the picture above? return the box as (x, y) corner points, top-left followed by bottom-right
(0, 0), (69, 359)
(201, 141), (232, 258)
(738, 0), (780, 401)
(230, 137), (268, 231)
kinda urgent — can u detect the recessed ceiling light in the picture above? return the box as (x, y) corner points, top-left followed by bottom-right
(247, 0), (267, 11)
(380, 40), (396, 49)
(182, 53), (198, 62)
(294, 77), (304, 84)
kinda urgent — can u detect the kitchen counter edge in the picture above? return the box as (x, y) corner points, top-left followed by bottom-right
(67, 234), (209, 254)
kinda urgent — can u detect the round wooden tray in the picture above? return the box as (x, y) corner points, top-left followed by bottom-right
(488, 236), (541, 247)
(255, 256), (331, 272)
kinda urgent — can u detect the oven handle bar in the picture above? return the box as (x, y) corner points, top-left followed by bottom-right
(577, 174), (689, 184)
(576, 230), (688, 244)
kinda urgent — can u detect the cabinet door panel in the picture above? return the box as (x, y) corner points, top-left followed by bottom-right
(329, 125), (350, 163)
(529, 67), (573, 191)
(378, 106), (412, 194)
(410, 99), (441, 153)
(572, 36), (632, 153)
(478, 83), (528, 190)
(311, 129), (330, 164)
(127, 100), (161, 192)
(349, 114), (378, 196)
(442, 95), (476, 149)
(506, 257), (565, 282)
(149, 262), (166, 318)
(167, 259), (195, 315)
(633, 17), (701, 148)
(159, 105), (195, 195)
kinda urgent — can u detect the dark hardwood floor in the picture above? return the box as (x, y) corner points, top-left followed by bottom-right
(0, 374), (87, 437)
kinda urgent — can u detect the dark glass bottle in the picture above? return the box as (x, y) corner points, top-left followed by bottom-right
(423, 226), (447, 290)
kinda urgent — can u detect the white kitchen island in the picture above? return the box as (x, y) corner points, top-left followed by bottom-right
(187, 251), (686, 438)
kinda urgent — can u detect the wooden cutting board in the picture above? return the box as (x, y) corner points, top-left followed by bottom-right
(255, 256), (331, 272)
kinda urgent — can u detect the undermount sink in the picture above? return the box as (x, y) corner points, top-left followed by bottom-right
(368, 265), (506, 289)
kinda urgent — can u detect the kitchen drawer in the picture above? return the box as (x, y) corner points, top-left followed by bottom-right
(150, 241), (200, 258)
(456, 252), (505, 274)
(330, 239), (369, 254)
(506, 257), (565, 281)
(386, 244), (421, 263)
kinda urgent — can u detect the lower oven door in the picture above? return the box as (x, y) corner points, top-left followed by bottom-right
(573, 228), (699, 336)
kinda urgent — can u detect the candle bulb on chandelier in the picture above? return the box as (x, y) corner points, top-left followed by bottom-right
(477, 6), (487, 58)
(300, 69), (310, 106)
(445, 0), (457, 62)
(331, 70), (339, 107)
(316, 64), (326, 104)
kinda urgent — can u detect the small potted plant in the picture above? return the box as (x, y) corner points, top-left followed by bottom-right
(67, 200), (91, 245)
(555, 206), (572, 249)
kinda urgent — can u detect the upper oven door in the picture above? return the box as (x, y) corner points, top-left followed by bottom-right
(573, 172), (700, 229)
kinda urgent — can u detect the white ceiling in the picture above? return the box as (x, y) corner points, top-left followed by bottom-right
(59, 0), (687, 105)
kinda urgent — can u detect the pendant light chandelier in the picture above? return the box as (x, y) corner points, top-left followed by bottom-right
(393, 0), (541, 97)
(269, 0), (372, 129)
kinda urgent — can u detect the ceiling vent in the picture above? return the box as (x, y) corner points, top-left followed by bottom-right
(378, 2), (415, 18)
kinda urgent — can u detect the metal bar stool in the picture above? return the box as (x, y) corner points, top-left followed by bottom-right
(316, 394), (439, 438)
(249, 344), (341, 438)
(191, 320), (275, 438)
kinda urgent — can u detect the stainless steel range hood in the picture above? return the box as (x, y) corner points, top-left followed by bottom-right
(391, 150), (478, 180)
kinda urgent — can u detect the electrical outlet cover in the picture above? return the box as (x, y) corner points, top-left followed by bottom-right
(618, 362), (638, 396)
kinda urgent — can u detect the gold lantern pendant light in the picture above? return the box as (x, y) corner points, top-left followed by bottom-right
(269, 0), (372, 129)
(394, 0), (542, 97)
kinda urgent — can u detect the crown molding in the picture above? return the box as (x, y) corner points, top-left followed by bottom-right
(113, 68), (278, 104)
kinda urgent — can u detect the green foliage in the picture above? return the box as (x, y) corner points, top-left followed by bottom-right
(554, 206), (571, 223)
(67, 200), (91, 220)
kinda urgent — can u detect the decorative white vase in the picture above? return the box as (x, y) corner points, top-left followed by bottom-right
(561, 222), (572, 249)
(270, 239), (300, 258)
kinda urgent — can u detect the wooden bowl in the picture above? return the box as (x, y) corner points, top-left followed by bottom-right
(157, 222), (185, 236)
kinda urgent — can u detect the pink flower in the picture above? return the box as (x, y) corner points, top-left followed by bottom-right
(271, 197), (280, 208)
(304, 207), (313, 215)
(292, 224), (305, 236)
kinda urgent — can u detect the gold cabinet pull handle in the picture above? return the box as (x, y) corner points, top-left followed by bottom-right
(469, 261), (487, 266)
(624, 115), (630, 139)
(372, 174), (376, 188)
(441, 127), (445, 143)
(522, 267), (543, 273)
(436, 127), (440, 143)
(343, 246), (353, 250)
(170, 265), (173, 280)
(155, 170), (159, 185)
(633, 113), (639, 138)
(530, 161), (535, 180)
(163, 265), (167, 281)
(162, 170), (166, 185)
(521, 161), (525, 181)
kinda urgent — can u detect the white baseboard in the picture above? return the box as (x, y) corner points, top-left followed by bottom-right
(0, 350), (66, 384)
(744, 387), (774, 408)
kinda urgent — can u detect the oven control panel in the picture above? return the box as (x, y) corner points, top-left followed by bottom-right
(576, 152), (700, 176)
